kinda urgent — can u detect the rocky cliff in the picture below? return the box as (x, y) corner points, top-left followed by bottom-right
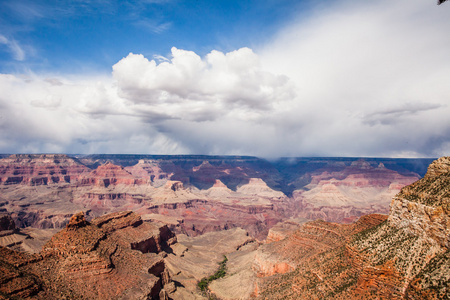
(0, 211), (176, 299)
(389, 156), (450, 248)
(254, 156), (450, 299)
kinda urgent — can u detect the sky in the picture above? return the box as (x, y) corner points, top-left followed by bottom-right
(0, 0), (449, 158)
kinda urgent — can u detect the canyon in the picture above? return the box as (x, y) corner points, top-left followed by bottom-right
(0, 154), (429, 239)
(1, 153), (447, 299)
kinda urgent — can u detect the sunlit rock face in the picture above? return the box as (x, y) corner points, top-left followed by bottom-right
(389, 156), (450, 248)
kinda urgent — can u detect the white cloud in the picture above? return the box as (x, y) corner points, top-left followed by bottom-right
(0, 74), (160, 154)
(0, 46), (293, 155)
(112, 47), (294, 122)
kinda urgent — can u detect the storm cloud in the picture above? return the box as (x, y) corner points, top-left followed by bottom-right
(0, 0), (449, 157)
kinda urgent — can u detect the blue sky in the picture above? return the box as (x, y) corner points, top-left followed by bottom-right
(0, 0), (449, 158)
(0, 0), (311, 73)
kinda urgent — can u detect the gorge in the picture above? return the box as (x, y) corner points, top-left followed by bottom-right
(1, 154), (448, 299)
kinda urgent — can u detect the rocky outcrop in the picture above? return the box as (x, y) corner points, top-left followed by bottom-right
(0, 212), (15, 231)
(0, 246), (44, 298)
(66, 211), (89, 229)
(125, 159), (170, 186)
(265, 218), (308, 244)
(0, 211), (176, 299)
(423, 156), (450, 178)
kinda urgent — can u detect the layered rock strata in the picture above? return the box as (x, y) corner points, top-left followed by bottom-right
(0, 157), (447, 299)
(389, 156), (450, 248)
(0, 154), (89, 185)
(0, 154), (426, 240)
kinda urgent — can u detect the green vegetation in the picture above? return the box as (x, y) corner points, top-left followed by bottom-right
(402, 173), (450, 206)
(198, 255), (228, 292)
(410, 249), (450, 298)
(352, 219), (387, 243)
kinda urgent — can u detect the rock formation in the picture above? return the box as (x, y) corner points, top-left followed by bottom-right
(0, 211), (176, 299)
(0, 154), (90, 185)
(0, 212), (15, 231)
(79, 162), (147, 187)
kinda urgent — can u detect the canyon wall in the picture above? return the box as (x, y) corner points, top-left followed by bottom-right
(0, 154), (430, 240)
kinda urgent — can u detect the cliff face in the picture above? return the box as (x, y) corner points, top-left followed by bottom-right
(256, 157), (450, 299)
(0, 154), (90, 185)
(0, 211), (176, 299)
(0, 155), (293, 239)
(389, 156), (450, 247)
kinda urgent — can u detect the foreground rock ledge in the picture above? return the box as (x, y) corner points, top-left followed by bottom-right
(0, 211), (176, 299)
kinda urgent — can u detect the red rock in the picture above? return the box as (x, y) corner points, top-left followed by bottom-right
(0, 154), (90, 185)
(79, 162), (146, 187)
(125, 159), (170, 183)
(66, 211), (88, 230)
(0, 155), (425, 242)
(256, 158), (450, 299)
